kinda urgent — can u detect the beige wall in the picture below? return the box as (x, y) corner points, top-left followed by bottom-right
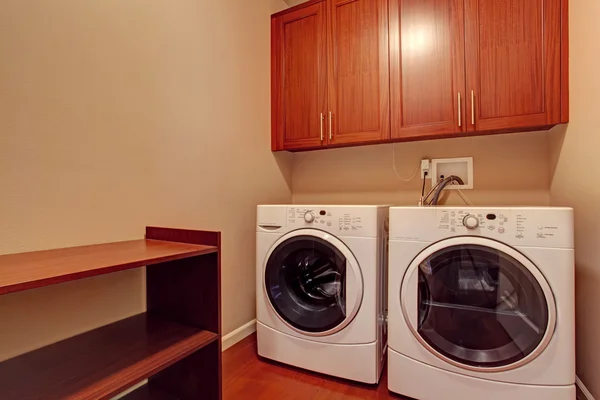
(0, 0), (291, 362)
(549, 0), (600, 395)
(1, 0), (595, 394)
(293, 131), (551, 206)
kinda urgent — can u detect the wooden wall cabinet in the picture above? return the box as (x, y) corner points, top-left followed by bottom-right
(390, 0), (568, 140)
(390, 0), (466, 140)
(464, 0), (568, 132)
(272, 0), (390, 151)
(272, 0), (568, 151)
(271, 2), (327, 151)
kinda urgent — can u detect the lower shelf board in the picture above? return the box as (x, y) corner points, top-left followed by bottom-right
(0, 313), (219, 400)
(120, 385), (178, 400)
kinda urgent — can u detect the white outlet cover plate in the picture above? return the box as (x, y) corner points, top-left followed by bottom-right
(430, 157), (474, 190)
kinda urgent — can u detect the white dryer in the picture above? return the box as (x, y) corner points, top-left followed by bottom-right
(388, 207), (575, 400)
(256, 205), (389, 384)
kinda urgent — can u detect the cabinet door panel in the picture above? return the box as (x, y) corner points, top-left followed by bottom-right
(272, 3), (327, 151)
(465, 0), (562, 131)
(390, 0), (466, 139)
(328, 0), (389, 145)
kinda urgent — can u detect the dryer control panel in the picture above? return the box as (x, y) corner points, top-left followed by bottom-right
(436, 209), (511, 234)
(390, 207), (574, 249)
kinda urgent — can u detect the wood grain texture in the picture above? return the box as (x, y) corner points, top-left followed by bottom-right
(327, 0), (390, 145)
(560, 0), (569, 123)
(0, 313), (219, 400)
(222, 334), (409, 399)
(146, 227), (220, 248)
(272, 2), (327, 151)
(544, 0), (563, 125)
(481, 0), (544, 117)
(465, 0), (564, 131)
(390, 0), (466, 139)
(148, 254), (220, 338)
(0, 239), (217, 296)
(271, 16), (282, 151)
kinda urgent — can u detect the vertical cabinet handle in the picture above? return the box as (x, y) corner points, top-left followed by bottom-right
(458, 93), (462, 127)
(329, 111), (333, 140)
(471, 90), (475, 125)
(320, 113), (324, 141)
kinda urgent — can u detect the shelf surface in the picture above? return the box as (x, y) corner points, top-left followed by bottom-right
(0, 313), (219, 400)
(0, 239), (218, 295)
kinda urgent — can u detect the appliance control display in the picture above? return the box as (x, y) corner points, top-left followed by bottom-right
(516, 213), (526, 238)
(337, 213), (363, 231)
(463, 215), (480, 229)
(431, 209), (564, 241)
(287, 207), (363, 232)
(304, 211), (315, 223)
(384, 208), (569, 245)
(437, 210), (510, 234)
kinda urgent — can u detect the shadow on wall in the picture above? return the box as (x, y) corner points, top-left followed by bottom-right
(291, 130), (552, 206)
(548, 124), (568, 186)
(273, 151), (294, 193)
(282, 0), (309, 6)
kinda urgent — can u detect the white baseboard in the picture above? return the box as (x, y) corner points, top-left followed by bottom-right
(111, 380), (147, 400)
(222, 319), (256, 351)
(577, 376), (595, 400)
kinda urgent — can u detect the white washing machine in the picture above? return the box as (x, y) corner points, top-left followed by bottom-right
(256, 205), (389, 384)
(388, 207), (575, 400)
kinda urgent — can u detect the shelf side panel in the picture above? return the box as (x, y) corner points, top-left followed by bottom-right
(148, 340), (221, 400)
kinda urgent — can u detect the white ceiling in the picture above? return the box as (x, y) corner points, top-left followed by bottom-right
(284, 0), (309, 6)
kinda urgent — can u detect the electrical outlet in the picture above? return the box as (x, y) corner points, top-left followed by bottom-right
(430, 157), (474, 189)
(420, 159), (431, 179)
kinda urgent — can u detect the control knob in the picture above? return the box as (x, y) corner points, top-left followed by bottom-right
(463, 214), (480, 229)
(304, 211), (315, 223)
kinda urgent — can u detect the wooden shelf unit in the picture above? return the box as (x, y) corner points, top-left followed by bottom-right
(0, 227), (222, 400)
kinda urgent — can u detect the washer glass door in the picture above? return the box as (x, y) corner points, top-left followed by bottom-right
(405, 240), (555, 370)
(265, 233), (362, 334)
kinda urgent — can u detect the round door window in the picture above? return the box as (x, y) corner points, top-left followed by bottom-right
(416, 244), (550, 368)
(265, 235), (347, 333)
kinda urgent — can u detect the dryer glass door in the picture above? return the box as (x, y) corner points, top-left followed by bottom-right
(265, 235), (348, 333)
(416, 243), (550, 368)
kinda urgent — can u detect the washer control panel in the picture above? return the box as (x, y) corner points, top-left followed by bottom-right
(288, 207), (362, 230)
(284, 206), (380, 237)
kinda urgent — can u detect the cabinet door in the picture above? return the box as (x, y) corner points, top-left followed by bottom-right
(390, 0), (466, 139)
(465, 0), (563, 132)
(272, 2), (327, 151)
(327, 0), (390, 146)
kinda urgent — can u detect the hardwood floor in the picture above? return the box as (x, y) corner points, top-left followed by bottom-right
(222, 333), (409, 399)
(223, 333), (585, 400)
